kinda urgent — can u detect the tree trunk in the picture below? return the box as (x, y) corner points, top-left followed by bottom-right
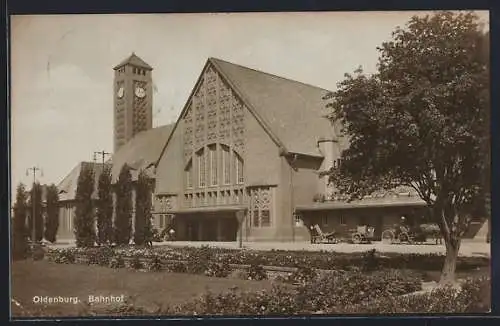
(440, 236), (461, 285)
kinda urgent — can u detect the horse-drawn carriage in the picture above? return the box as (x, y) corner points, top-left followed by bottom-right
(311, 224), (377, 244)
(381, 223), (442, 244)
(310, 224), (339, 244)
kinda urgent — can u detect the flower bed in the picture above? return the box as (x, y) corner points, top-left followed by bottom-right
(337, 276), (490, 314)
(46, 245), (489, 277)
(160, 275), (489, 315)
(42, 246), (490, 315)
(150, 269), (423, 315)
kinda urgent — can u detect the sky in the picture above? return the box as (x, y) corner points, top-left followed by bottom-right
(10, 11), (489, 198)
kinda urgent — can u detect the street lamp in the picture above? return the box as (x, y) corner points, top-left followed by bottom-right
(93, 150), (111, 165)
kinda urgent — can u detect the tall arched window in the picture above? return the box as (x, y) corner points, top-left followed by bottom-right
(185, 159), (193, 189)
(235, 152), (244, 184)
(197, 149), (206, 188)
(221, 145), (230, 185)
(209, 144), (217, 186)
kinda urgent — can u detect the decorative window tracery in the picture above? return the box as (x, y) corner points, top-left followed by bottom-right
(182, 63), (245, 167)
(250, 187), (273, 227)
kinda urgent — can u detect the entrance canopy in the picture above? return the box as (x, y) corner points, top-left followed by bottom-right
(296, 196), (427, 212)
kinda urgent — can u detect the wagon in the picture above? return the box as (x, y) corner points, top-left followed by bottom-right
(381, 223), (442, 244)
(381, 225), (413, 244)
(350, 225), (376, 244)
(311, 224), (339, 244)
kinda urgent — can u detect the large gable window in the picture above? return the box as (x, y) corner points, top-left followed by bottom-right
(197, 149), (206, 188)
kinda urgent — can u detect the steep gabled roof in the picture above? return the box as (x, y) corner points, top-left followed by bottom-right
(113, 52), (153, 70)
(111, 124), (174, 183)
(156, 58), (335, 167)
(57, 162), (110, 202)
(210, 58), (334, 157)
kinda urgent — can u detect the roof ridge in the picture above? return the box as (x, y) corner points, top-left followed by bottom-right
(209, 57), (332, 93)
(57, 161), (82, 184)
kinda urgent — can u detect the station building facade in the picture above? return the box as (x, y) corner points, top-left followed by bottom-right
(55, 55), (489, 243)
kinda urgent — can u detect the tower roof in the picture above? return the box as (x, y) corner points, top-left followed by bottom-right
(113, 52), (153, 70)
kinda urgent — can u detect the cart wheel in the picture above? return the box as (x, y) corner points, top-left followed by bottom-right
(381, 230), (395, 244)
(352, 233), (362, 244)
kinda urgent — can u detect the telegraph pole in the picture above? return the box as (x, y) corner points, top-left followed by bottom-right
(93, 150), (112, 165)
(26, 166), (42, 245)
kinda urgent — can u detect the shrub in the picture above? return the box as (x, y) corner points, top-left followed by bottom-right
(243, 286), (299, 315)
(44, 184), (60, 243)
(74, 167), (96, 247)
(294, 269), (421, 313)
(151, 228), (162, 242)
(32, 245), (45, 261)
(166, 285), (298, 316)
(128, 255), (143, 270)
(96, 167), (113, 245)
(229, 269), (250, 280)
(247, 264), (267, 281)
(12, 183), (29, 260)
(169, 269), (419, 316)
(165, 261), (188, 273)
(361, 249), (380, 271)
(284, 265), (318, 285)
(84, 246), (114, 266)
(205, 261), (232, 278)
(148, 255), (163, 272)
(157, 246), (488, 273)
(53, 249), (75, 264)
(458, 276), (491, 313)
(342, 277), (490, 314)
(185, 246), (214, 274)
(110, 255), (125, 269)
(97, 247), (114, 266)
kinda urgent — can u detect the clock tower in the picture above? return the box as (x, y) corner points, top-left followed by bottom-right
(113, 52), (153, 152)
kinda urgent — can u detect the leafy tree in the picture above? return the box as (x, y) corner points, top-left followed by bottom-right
(74, 165), (96, 247)
(96, 165), (114, 245)
(134, 170), (154, 245)
(27, 182), (44, 242)
(114, 164), (133, 245)
(12, 183), (29, 259)
(44, 184), (60, 243)
(324, 12), (489, 284)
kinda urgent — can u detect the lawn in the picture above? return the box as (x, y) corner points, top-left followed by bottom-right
(11, 260), (280, 318)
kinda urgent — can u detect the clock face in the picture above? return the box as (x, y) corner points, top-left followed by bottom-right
(117, 87), (124, 99)
(135, 87), (146, 98)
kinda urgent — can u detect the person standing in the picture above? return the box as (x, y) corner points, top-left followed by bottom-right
(168, 228), (176, 241)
